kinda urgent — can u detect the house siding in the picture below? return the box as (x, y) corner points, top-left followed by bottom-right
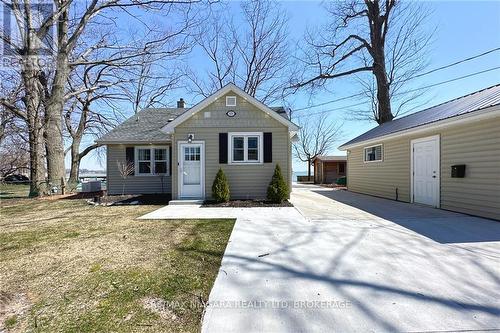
(172, 92), (291, 199)
(347, 115), (500, 220)
(106, 144), (172, 195)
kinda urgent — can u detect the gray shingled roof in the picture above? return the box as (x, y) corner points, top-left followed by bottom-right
(97, 105), (290, 143)
(270, 106), (289, 119)
(97, 108), (185, 143)
(340, 84), (500, 148)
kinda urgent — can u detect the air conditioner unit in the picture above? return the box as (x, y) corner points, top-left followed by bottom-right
(82, 181), (102, 192)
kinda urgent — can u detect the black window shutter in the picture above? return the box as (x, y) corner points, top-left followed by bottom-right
(219, 133), (228, 164)
(169, 146), (173, 176)
(264, 132), (272, 163)
(125, 147), (135, 176)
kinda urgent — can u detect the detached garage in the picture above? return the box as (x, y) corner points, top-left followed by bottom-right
(312, 156), (347, 184)
(339, 85), (500, 221)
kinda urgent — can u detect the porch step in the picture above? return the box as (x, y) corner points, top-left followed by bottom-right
(169, 199), (204, 206)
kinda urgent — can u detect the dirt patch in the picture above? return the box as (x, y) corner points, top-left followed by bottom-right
(141, 297), (178, 321)
(0, 292), (31, 331)
(203, 200), (293, 207)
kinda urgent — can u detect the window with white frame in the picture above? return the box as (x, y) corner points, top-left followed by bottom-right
(229, 132), (262, 164)
(364, 144), (383, 162)
(226, 96), (237, 107)
(136, 147), (169, 175)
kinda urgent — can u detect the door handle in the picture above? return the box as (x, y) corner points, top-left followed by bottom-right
(432, 175), (436, 178)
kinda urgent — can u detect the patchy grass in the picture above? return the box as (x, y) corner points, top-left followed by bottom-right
(0, 184), (30, 200)
(0, 193), (235, 332)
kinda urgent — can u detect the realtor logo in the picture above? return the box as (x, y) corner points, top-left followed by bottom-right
(1, 1), (55, 57)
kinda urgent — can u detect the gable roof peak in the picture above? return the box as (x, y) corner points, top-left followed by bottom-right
(161, 83), (299, 133)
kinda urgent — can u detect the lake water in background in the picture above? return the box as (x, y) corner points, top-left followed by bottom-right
(293, 171), (313, 182)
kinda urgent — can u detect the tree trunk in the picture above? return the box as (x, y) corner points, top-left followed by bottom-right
(307, 158), (312, 181)
(21, 56), (47, 196)
(45, 7), (69, 186)
(68, 140), (81, 188)
(372, 51), (393, 124)
(28, 123), (47, 197)
(368, 2), (394, 125)
(45, 103), (66, 186)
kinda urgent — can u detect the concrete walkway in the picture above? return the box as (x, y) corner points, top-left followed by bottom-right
(140, 184), (500, 332)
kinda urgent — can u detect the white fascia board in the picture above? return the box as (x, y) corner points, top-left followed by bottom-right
(338, 106), (500, 151)
(95, 140), (172, 145)
(160, 83), (299, 133)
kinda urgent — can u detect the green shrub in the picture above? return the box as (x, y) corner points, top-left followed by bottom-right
(212, 168), (230, 203)
(267, 164), (289, 203)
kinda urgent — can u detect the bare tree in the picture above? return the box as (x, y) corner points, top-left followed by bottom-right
(116, 160), (134, 195)
(290, 0), (432, 124)
(64, 77), (114, 187)
(293, 115), (343, 180)
(0, 107), (29, 178)
(189, 0), (291, 104)
(0, 64), (47, 196)
(120, 48), (187, 114)
(0, 0), (201, 195)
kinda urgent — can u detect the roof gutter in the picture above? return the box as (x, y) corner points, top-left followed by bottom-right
(338, 105), (500, 150)
(95, 140), (173, 145)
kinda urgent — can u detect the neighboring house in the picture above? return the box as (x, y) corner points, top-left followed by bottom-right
(312, 156), (346, 184)
(96, 84), (299, 200)
(339, 84), (500, 221)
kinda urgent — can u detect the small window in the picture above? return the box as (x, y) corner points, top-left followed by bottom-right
(338, 163), (345, 174)
(229, 133), (262, 164)
(136, 146), (169, 175)
(226, 96), (237, 107)
(364, 145), (383, 162)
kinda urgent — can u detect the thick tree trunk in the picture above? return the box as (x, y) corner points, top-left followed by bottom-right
(28, 124), (47, 196)
(45, 100), (66, 185)
(367, 1), (394, 125)
(45, 8), (69, 187)
(21, 56), (47, 196)
(372, 52), (393, 124)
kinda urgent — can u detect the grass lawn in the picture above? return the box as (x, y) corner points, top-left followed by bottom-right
(0, 183), (31, 200)
(0, 184), (235, 332)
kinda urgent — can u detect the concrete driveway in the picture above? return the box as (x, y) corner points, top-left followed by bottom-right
(202, 184), (500, 332)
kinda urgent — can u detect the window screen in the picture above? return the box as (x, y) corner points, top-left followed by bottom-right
(364, 145), (383, 162)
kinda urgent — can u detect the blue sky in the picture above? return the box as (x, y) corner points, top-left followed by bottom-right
(79, 1), (500, 172)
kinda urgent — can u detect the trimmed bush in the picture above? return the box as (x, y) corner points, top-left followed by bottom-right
(267, 164), (289, 203)
(212, 168), (230, 203)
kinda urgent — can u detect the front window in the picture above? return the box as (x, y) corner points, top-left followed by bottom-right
(154, 148), (168, 174)
(138, 149), (151, 174)
(232, 137), (245, 161)
(364, 144), (383, 162)
(229, 133), (262, 164)
(136, 147), (169, 175)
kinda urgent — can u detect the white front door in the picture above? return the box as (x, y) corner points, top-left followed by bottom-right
(178, 142), (204, 198)
(412, 135), (440, 207)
